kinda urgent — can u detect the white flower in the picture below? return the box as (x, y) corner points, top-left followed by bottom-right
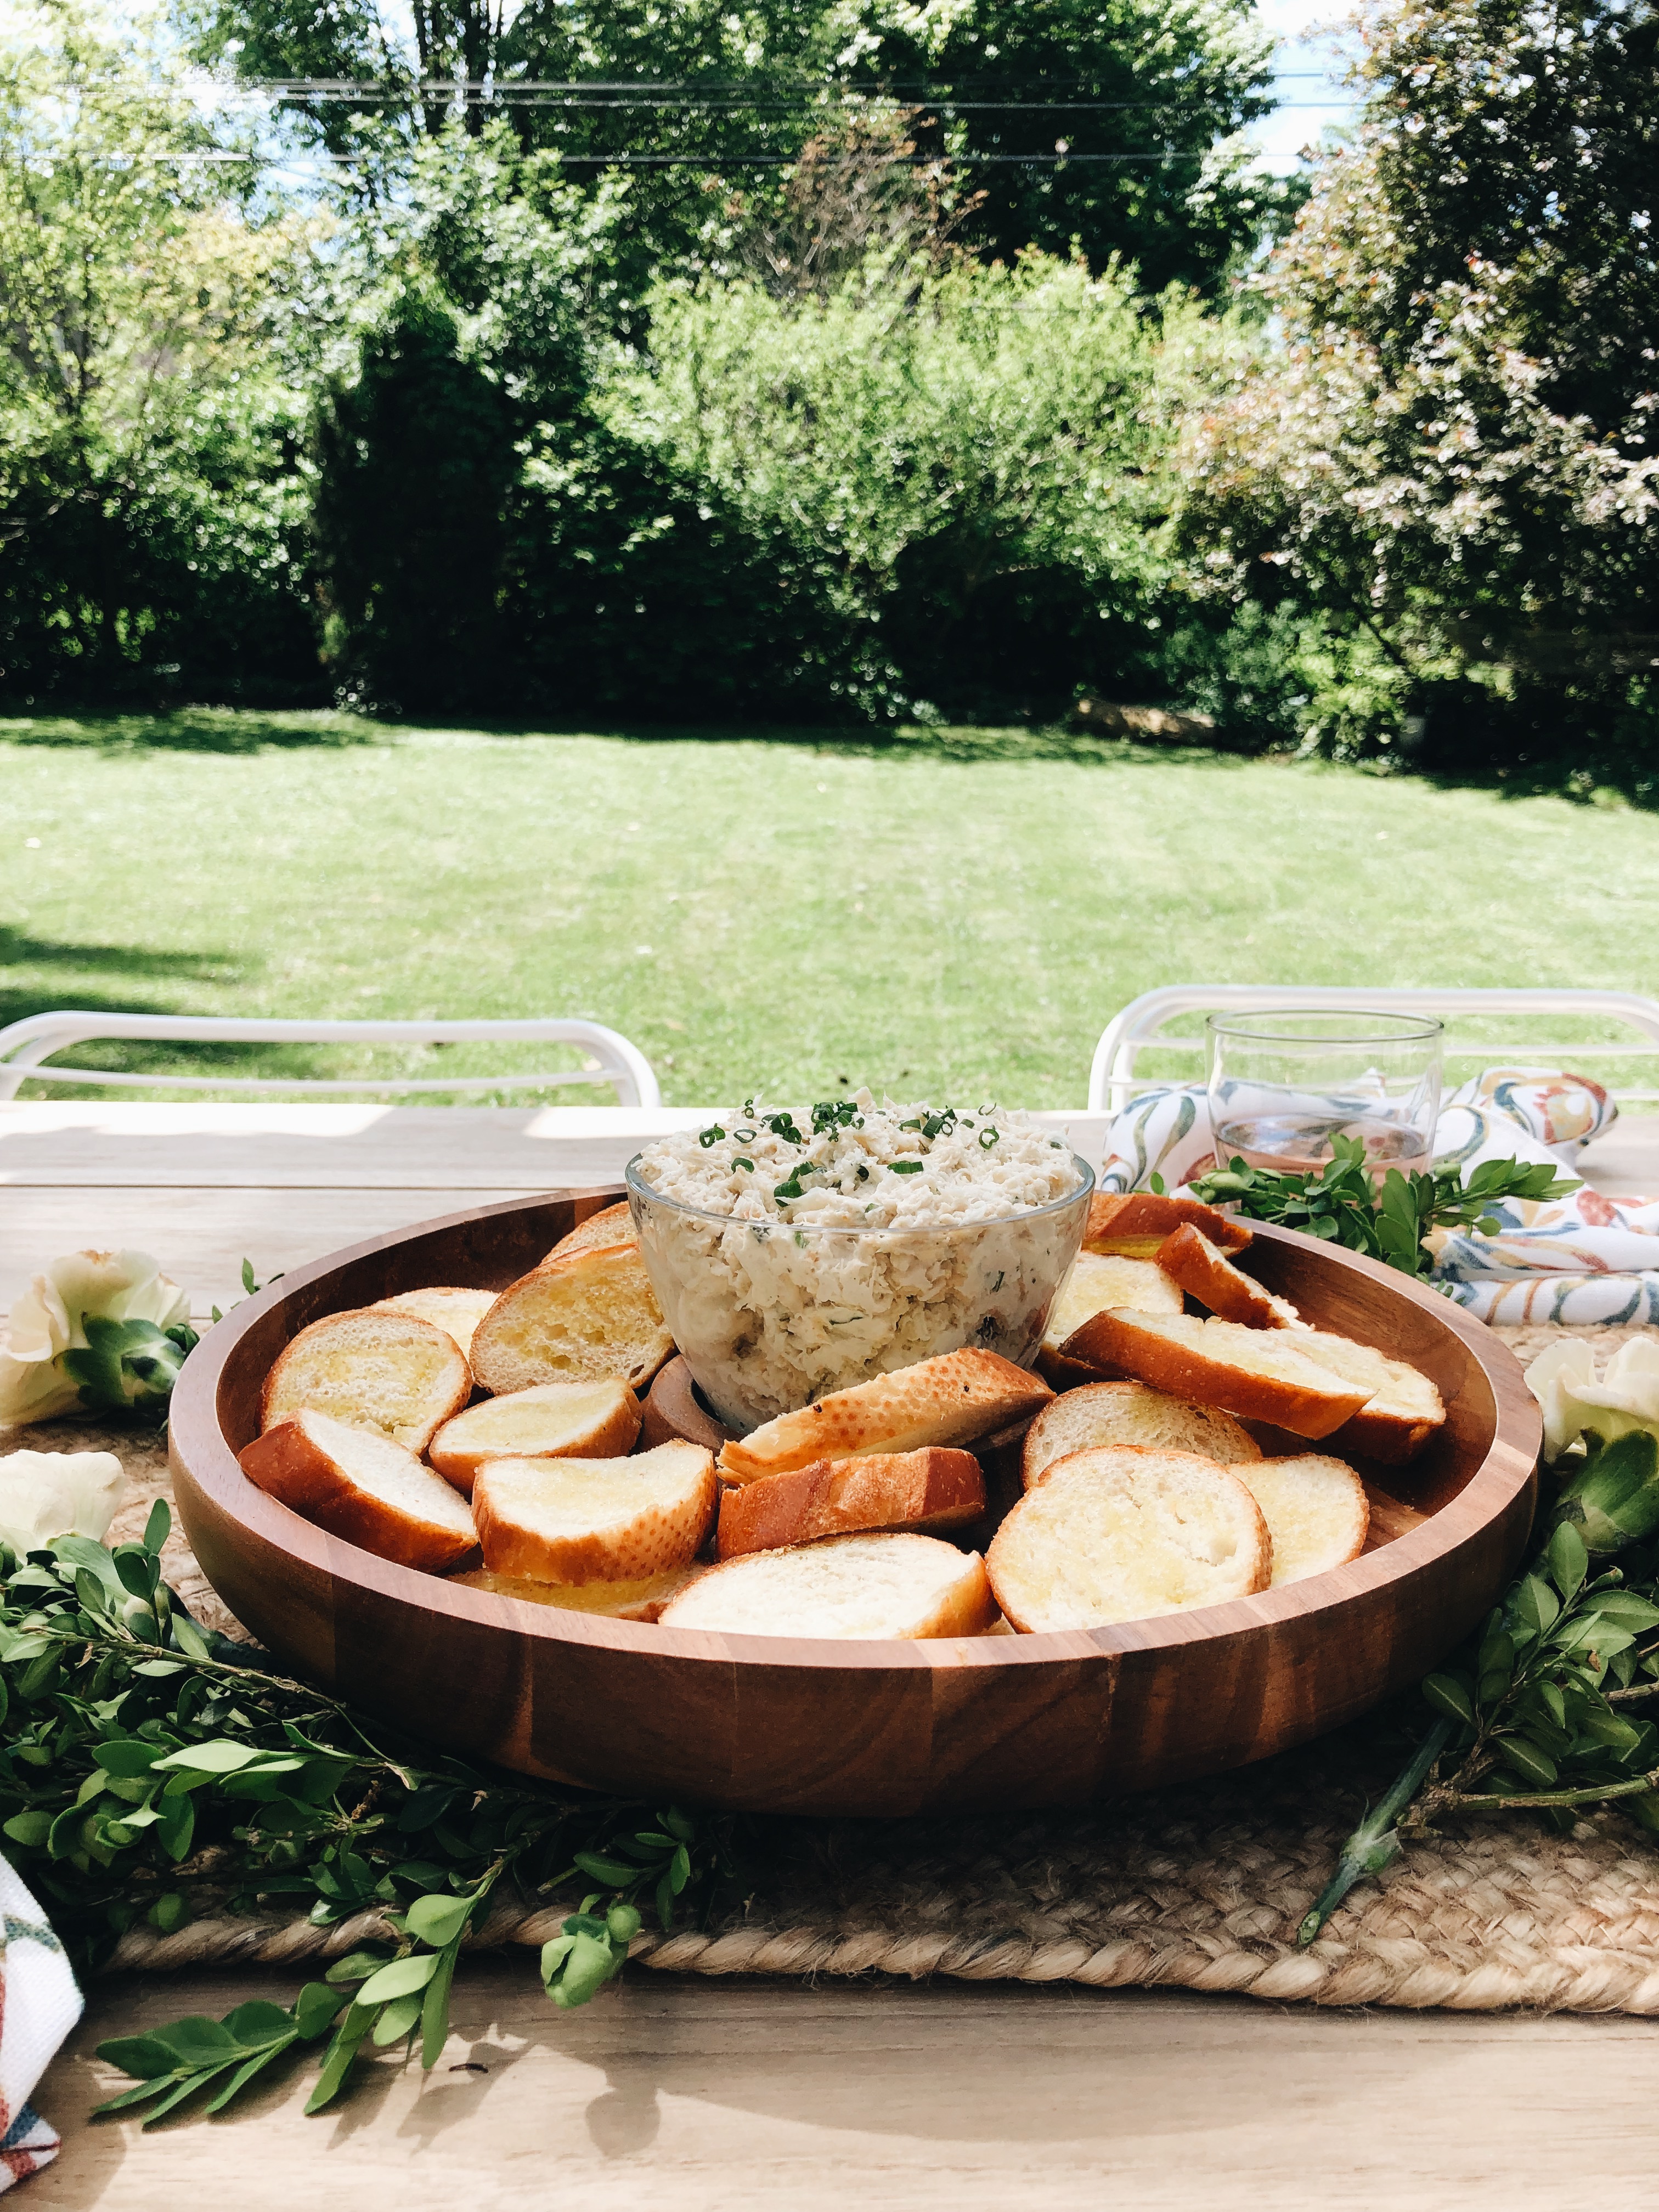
(1525, 1338), (1659, 1463)
(0, 1448), (127, 1555)
(0, 1250), (191, 1427)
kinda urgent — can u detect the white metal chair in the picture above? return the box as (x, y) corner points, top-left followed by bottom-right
(1090, 987), (1659, 1116)
(0, 1012), (661, 1108)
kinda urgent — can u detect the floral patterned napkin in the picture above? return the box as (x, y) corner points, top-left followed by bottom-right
(1099, 1065), (1659, 1324)
(0, 1857), (81, 2191)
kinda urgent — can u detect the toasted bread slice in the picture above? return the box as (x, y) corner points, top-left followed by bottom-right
(1278, 1333), (1446, 1465)
(988, 1445), (1271, 1632)
(261, 1310), (472, 1453)
(716, 1447), (985, 1560)
(371, 1287), (499, 1360)
(547, 1202), (635, 1261)
(1084, 1192), (1250, 1259)
(472, 1441), (715, 1582)
(428, 1380), (642, 1494)
(1058, 1311), (1373, 1440)
(1234, 1455), (1369, 1585)
(1022, 1379), (1261, 1491)
(1043, 1253), (1183, 1356)
(470, 1244), (674, 1395)
(448, 1563), (703, 1621)
(658, 1531), (996, 1639)
(240, 1409), (478, 1571)
(1155, 1224), (1302, 1330)
(716, 1349), (1053, 1486)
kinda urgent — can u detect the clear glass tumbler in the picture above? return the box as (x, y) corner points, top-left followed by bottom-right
(1205, 1009), (1443, 1179)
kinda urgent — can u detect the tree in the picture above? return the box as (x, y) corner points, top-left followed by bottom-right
(0, 3), (316, 702)
(1177, 0), (1659, 765)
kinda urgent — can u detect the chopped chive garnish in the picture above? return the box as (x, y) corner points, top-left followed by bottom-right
(855, 1163), (870, 1182)
(733, 1127), (757, 1143)
(979, 1127), (999, 1148)
(698, 1124), (726, 1148)
(733, 1158), (755, 1171)
(899, 1118), (924, 1132)
(889, 1159), (924, 1175)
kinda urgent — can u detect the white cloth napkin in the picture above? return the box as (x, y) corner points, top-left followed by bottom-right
(1099, 1066), (1659, 1324)
(0, 1855), (81, 2189)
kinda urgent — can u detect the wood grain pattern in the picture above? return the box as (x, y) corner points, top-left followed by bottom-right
(169, 1193), (1542, 1818)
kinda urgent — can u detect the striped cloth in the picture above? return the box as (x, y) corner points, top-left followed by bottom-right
(1099, 1066), (1659, 1325)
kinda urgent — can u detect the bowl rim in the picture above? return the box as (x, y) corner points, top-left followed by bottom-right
(623, 1148), (1096, 1235)
(170, 1189), (1541, 1677)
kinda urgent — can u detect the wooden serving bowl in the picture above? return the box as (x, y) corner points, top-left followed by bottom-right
(170, 1190), (1541, 1817)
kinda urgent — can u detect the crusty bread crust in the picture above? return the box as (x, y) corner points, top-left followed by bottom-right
(716, 1349), (1053, 1485)
(1285, 1335), (1446, 1465)
(658, 1532), (997, 1640)
(987, 1445), (1271, 1632)
(1155, 1224), (1302, 1330)
(1022, 1379), (1261, 1490)
(260, 1309), (472, 1453)
(1234, 1455), (1369, 1585)
(1084, 1192), (1250, 1257)
(1060, 1311), (1372, 1439)
(546, 1202), (635, 1262)
(716, 1448), (985, 1560)
(470, 1244), (674, 1395)
(239, 1409), (478, 1572)
(472, 1442), (715, 1582)
(428, 1380), (641, 1493)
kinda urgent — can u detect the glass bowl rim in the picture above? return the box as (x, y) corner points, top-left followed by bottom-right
(623, 1150), (1096, 1235)
(1204, 1008), (1444, 1047)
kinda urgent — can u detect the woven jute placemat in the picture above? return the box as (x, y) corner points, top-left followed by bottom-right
(26, 1322), (1659, 2015)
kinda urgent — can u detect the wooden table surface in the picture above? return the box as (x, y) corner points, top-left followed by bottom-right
(8, 1099), (1659, 2210)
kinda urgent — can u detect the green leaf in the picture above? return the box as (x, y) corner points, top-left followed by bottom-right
(1546, 1522), (1589, 1604)
(1497, 1736), (1559, 1787)
(3, 1809), (53, 1847)
(354, 1951), (441, 2006)
(420, 1943), (460, 2070)
(171, 1613), (211, 1661)
(204, 2040), (294, 2114)
(97, 2033), (183, 2080)
(151, 1740), (262, 1776)
(372, 1995), (424, 2047)
(548, 1929), (622, 2010)
(304, 2001), (375, 2116)
(295, 1983), (349, 2040)
(1422, 1672), (1475, 1725)
(404, 1892), (475, 1949)
(94, 1737), (165, 1778)
(571, 1850), (639, 1888)
(143, 1498), (171, 1553)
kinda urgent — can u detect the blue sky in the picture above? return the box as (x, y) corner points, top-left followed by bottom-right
(1256, 0), (1360, 171)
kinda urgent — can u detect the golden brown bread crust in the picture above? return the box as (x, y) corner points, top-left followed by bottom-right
(1084, 1192), (1250, 1256)
(546, 1202), (636, 1261)
(1020, 1378), (1261, 1491)
(1327, 1402), (1441, 1465)
(471, 1448), (716, 1583)
(715, 1448), (986, 1560)
(259, 1309), (472, 1453)
(426, 1383), (642, 1493)
(239, 1415), (478, 1572)
(1155, 1223), (1301, 1329)
(469, 1244), (674, 1393)
(1060, 1311), (1372, 1439)
(716, 1349), (1053, 1484)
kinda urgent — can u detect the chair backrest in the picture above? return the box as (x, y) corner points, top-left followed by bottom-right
(1090, 986), (1659, 1116)
(0, 1012), (661, 1109)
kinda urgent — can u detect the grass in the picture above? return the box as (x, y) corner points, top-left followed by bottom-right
(5, 708), (1659, 1109)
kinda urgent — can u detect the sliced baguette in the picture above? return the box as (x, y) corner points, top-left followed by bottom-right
(428, 1380), (642, 1494)
(1022, 1379), (1261, 1491)
(1084, 1192), (1250, 1259)
(658, 1532), (996, 1640)
(370, 1286), (499, 1361)
(469, 1244), (674, 1395)
(716, 1447), (985, 1560)
(1042, 1252), (1182, 1355)
(448, 1563), (703, 1621)
(261, 1310), (472, 1453)
(1155, 1224), (1303, 1330)
(987, 1446), (1271, 1632)
(1060, 1311), (1373, 1440)
(240, 1409), (478, 1571)
(1234, 1455), (1369, 1585)
(547, 1203), (635, 1262)
(1278, 1333), (1446, 1465)
(716, 1349), (1053, 1486)
(472, 1441), (715, 1582)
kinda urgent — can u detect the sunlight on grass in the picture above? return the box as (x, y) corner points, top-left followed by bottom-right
(4, 713), (1658, 1108)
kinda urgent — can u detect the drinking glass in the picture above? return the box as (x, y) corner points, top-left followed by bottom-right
(1205, 1009), (1443, 1179)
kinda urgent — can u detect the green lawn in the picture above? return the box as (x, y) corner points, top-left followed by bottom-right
(4, 709), (1658, 1108)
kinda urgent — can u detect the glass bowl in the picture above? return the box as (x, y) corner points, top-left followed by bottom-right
(625, 1154), (1095, 1434)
